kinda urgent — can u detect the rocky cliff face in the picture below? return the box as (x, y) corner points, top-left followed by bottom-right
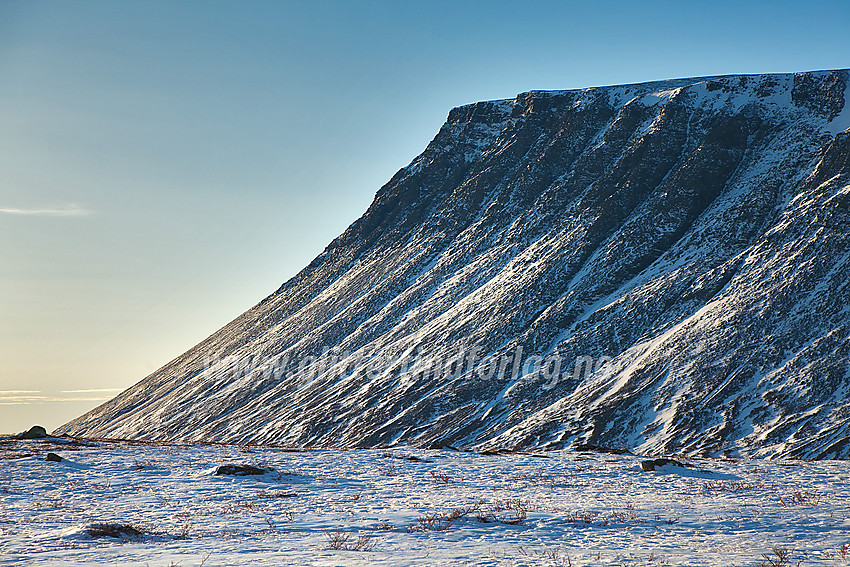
(58, 70), (850, 459)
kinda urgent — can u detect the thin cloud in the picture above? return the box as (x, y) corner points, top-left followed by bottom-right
(0, 394), (48, 403)
(46, 396), (114, 402)
(0, 388), (121, 405)
(0, 396), (114, 405)
(61, 388), (123, 393)
(0, 204), (92, 217)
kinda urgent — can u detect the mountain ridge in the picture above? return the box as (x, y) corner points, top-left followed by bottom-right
(58, 69), (850, 459)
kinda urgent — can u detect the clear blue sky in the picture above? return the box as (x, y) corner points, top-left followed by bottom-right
(1, 0), (848, 434)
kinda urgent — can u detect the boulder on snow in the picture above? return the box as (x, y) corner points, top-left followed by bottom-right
(18, 425), (48, 439)
(85, 523), (146, 539)
(46, 452), (63, 462)
(215, 464), (273, 476)
(640, 458), (688, 471)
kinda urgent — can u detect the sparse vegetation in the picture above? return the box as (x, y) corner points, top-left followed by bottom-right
(560, 504), (675, 527)
(757, 546), (802, 567)
(221, 499), (265, 515)
(429, 470), (456, 484)
(131, 459), (155, 471)
(518, 545), (574, 566)
(701, 480), (767, 495)
(509, 471), (550, 484)
(377, 464), (398, 475)
(476, 499), (531, 525)
(323, 528), (377, 551)
(406, 499), (531, 531)
(777, 490), (822, 507)
(256, 489), (298, 498)
(174, 511), (192, 539)
(408, 502), (483, 532)
(620, 552), (671, 565)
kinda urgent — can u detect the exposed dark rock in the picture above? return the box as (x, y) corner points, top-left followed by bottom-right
(640, 458), (688, 471)
(18, 426), (48, 440)
(382, 452), (433, 463)
(574, 443), (631, 455)
(85, 523), (145, 539)
(45, 453), (63, 462)
(424, 440), (461, 451)
(792, 70), (848, 118)
(215, 464), (273, 476)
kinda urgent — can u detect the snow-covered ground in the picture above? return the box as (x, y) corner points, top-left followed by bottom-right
(1, 438), (849, 566)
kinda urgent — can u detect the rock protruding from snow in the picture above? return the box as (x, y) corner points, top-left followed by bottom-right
(215, 464), (273, 476)
(640, 458), (687, 471)
(17, 426), (48, 440)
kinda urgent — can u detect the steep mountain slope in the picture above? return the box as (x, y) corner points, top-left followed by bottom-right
(58, 70), (850, 459)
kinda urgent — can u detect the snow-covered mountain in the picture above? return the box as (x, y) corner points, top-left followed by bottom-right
(58, 70), (850, 459)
